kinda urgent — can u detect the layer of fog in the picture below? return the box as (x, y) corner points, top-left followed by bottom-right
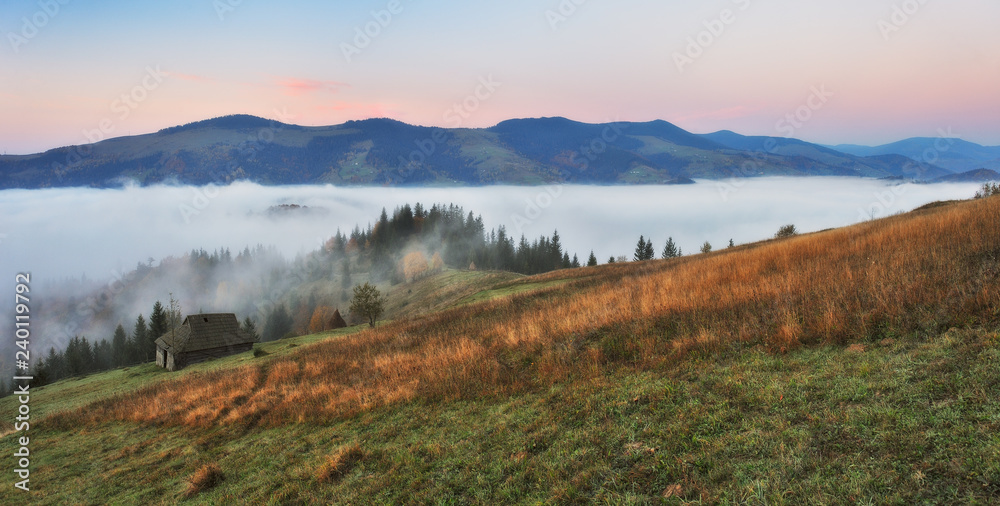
(0, 178), (984, 286)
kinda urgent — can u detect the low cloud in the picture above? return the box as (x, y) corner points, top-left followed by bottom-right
(0, 178), (982, 285)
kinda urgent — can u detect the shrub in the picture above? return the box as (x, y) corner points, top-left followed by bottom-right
(974, 182), (999, 199)
(184, 463), (223, 497)
(775, 224), (798, 239)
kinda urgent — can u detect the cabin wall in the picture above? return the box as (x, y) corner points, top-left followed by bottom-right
(170, 343), (253, 370)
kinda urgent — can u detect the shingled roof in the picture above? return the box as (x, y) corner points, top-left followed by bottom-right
(154, 313), (254, 353)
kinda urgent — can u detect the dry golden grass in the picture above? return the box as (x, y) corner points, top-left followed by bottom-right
(315, 442), (366, 483)
(184, 463), (223, 498)
(51, 197), (1000, 428)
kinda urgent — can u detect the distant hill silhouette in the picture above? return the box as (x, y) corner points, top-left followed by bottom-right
(930, 168), (1000, 183)
(832, 138), (1000, 173)
(0, 114), (981, 189)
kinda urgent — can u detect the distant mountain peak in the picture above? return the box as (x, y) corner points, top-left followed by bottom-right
(158, 114), (295, 134)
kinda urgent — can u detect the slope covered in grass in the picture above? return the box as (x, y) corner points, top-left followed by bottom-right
(2, 196), (999, 503)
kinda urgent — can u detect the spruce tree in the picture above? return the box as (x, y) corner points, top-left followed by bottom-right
(661, 237), (679, 259)
(634, 235), (654, 261)
(76, 337), (94, 375)
(340, 258), (351, 300)
(94, 339), (113, 371)
(587, 251), (598, 267)
(634, 235), (647, 261)
(133, 314), (149, 363)
(242, 316), (260, 342)
(149, 302), (167, 342)
(571, 254), (580, 268)
(111, 324), (129, 367)
(45, 347), (64, 383)
(551, 230), (564, 270)
(263, 305), (293, 341)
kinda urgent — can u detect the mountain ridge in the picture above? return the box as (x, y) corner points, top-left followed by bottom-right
(2, 114), (996, 189)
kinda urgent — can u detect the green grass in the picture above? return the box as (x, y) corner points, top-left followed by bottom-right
(4, 326), (999, 504)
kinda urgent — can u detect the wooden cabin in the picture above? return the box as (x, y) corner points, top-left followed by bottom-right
(155, 313), (254, 371)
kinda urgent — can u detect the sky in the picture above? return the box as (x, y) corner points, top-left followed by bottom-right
(1, 0), (999, 154)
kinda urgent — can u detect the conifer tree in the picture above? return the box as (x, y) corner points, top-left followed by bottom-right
(263, 305), (293, 341)
(587, 251), (598, 267)
(111, 324), (129, 367)
(149, 302), (167, 343)
(133, 314), (149, 363)
(242, 316), (260, 342)
(340, 258), (352, 300)
(94, 339), (113, 371)
(661, 237), (679, 259)
(634, 235), (654, 261)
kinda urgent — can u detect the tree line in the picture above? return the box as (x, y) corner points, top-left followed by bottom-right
(16, 298), (260, 390)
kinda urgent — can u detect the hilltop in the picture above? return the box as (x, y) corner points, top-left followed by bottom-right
(5, 115), (999, 189)
(1, 195), (999, 503)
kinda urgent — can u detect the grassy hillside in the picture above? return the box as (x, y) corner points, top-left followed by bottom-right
(2, 196), (999, 503)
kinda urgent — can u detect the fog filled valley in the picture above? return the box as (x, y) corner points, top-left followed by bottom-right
(0, 178), (984, 385)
